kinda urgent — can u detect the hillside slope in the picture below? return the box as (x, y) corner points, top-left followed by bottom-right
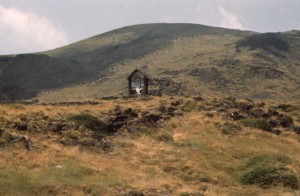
(0, 23), (299, 101)
(0, 97), (299, 195)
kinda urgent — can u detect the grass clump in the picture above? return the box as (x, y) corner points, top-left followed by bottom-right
(156, 133), (174, 143)
(240, 166), (298, 190)
(162, 165), (176, 173)
(240, 154), (298, 190)
(218, 123), (242, 135)
(1, 130), (15, 142)
(246, 154), (292, 168)
(68, 113), (109, 134)
(60, 130), (83, 145)
(240, 165), (279, 186)
(181, 100), (198, 112)
(276, 104), (296, 112)
(240, 118), (272, 132)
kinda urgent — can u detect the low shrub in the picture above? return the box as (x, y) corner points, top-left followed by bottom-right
(240, 118), (272, 132)
(218, 123), (242, 135)
(62, 130), (82, 140)
(240, 166), (298, 190)
(79, 138), (97, 148)
(240, 165), (279, 186)
(276, 104), (296, 112)
(0, 138), (6, 147)
(1, 130), (15, 142)
(181, 100), (198, 112)
(67, 113), (109, 134)
(246, 154), (292, 169)
(241, 154), (298, 190)
(162, 165), (176, 173)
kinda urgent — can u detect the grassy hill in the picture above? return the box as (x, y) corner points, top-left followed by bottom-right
(0, 23), (299, 102)
(0, 96), (299, 195)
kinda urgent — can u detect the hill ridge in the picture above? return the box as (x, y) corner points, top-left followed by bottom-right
(0, 23), (299, 102)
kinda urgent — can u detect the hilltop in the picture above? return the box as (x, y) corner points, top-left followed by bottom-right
(0, 23), (299, 102)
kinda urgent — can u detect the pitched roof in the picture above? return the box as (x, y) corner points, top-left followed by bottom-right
(127, 69), (149, 80)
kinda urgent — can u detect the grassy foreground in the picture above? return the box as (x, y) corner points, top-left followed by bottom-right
(0, 96), (299, 195)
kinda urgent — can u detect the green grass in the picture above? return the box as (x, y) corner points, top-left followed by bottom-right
(240, 118), (272, 132)
(67, 113), (109, 134)
(240, 154), (298, 190)
(156, 133), (174, 143)
(0, 160), (127, 195)
(218, 123), (242, 135)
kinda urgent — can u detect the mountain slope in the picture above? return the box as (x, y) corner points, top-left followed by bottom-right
(0, 97), (299, 195)
(0, 23), (299, 101)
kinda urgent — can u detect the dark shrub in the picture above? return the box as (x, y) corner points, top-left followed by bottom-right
(240, 165), (278, 186)
(277, 114), (294, 127)
(68, 113), (109, 134)
(240, 118), (272, 132)
(276, 104), (295, 112)
(241, 155), (298, 190)
(240, 166), (298, 190)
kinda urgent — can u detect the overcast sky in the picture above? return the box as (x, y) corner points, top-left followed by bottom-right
(1, 0), (300, 55)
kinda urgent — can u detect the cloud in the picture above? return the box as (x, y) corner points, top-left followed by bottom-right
(0, 4), (69, 54)
(218, 6), (243, 30)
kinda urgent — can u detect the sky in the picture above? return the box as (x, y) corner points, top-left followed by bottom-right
(0, 0), (300, 55)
